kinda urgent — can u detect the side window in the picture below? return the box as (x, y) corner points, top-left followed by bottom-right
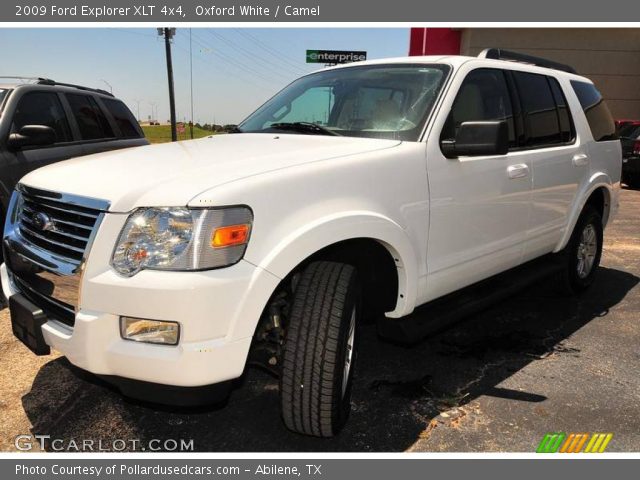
(66, 93), (114, 140)
(514, 72), (561, 147)
(570, 81), (617, 142)
(102, 99), (141, 138)
(549, 77), (576, 144)
(441, 69), (516, 147)
(12, 92), (71, 143)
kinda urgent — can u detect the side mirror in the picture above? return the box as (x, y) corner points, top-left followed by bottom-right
(441, 120), (509, 159)
(7, 125), (56, 150)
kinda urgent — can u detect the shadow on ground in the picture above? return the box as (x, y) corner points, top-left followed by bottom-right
(21, 266), (638, 452)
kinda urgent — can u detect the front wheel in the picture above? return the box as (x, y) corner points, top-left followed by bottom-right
(557, 205), (603, 294)
(280, 261), (359, 437)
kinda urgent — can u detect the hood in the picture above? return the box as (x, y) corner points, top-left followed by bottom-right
(21, 133), (401, 212)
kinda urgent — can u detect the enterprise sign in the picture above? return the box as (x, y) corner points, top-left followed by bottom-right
(306, 50), (367, 64)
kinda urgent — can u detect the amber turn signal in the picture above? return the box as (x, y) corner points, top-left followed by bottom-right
(211, 224), (250, 248)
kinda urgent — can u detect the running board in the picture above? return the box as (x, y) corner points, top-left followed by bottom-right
(377, 255), (564, 344)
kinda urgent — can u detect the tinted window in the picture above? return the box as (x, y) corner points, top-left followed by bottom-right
(514, 72), (561, 147)
(570, 81), (617, 142)
(66, 94), (114, 140)
(102, 99), (141, 138)
(549, 78), (575, 143)
(12, 91), (71, 143)
(617, 124), (640, 139)
(441, 69), (516, 146)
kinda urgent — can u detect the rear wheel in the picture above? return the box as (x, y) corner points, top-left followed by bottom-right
(279, 261), (359, 437)
(557, 205), (603, 294)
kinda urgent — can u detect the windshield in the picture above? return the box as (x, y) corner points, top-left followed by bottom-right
(619, 124), (640, 139)
(239, 64), (450, 141)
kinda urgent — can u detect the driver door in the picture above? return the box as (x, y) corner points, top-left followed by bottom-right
(4, 90), (83, 189)
(424, 67), (532, 302)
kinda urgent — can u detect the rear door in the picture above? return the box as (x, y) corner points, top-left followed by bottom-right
(512, 72), (584, 262)
(63, 93), (145, 156)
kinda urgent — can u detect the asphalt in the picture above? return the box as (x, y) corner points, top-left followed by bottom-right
(1, 188), (639, 452)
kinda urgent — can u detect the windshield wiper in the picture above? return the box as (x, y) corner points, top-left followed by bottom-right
(270, 122), (341, 136)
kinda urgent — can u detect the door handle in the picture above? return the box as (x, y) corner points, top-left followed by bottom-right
(507, 164), (529, 179)
(572, 153), (589, 166)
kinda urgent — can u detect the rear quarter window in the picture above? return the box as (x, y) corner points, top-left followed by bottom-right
(570, 81), (617, 142)
(101, 98), (142, 138)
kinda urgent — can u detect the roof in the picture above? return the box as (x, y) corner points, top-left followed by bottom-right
(0, 77), (113, 97)
(316, 54), (592, 83)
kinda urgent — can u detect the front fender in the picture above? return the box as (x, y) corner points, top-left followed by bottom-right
(555, 172), (614, 253)
(246, 211), (420, 318)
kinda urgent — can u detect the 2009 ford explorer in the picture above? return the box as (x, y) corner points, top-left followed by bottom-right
(2, 50), (621, 437)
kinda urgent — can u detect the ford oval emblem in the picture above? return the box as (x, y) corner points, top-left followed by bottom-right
(32, 212), (54, 232)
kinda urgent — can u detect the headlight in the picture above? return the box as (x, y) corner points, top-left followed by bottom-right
(111, 206), (252, 276)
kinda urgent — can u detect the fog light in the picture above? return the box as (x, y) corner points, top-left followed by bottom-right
(120, 317), (180, 345)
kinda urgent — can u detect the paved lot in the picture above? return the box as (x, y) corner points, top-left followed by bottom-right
(1, 189), (639, 452)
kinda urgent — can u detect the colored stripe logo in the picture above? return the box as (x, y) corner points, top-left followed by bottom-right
(537, 433), (613, 453)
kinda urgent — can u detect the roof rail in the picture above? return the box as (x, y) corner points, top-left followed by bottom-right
(35, 78), (114, 97)
(478, 48), (577, 74)
(0, 76), (46, 84)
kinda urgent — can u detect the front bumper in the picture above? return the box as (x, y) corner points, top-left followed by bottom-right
(2, 208), (281, 395)
(2, 260), (278, 389)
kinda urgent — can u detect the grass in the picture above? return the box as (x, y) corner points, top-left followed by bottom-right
(141, 125), (216, 144)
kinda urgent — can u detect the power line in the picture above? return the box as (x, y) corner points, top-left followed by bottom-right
(185, 32), (275, 89)
(207, 30), (306, 80)
(108, 28), (159, 39)
(194, 31), (290, 86)
(233, 29), (312, 74)
(188, 31), (287, 88)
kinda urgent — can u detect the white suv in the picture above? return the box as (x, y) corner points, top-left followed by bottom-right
(2, 50), (621, 437)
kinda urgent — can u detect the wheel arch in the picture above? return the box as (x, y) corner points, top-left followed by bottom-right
(248, 212), (420, 319)
(555, 175), (612, 253)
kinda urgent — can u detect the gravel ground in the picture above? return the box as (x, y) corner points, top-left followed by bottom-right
(1, 188), (638, 452)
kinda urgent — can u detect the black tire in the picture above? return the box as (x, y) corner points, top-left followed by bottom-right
(280, 261), (359, 437)
(556, 205), (603, 294)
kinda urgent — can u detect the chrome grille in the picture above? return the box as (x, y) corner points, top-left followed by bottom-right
(4, 185), (110, 327)
(18, 186), (102, 265)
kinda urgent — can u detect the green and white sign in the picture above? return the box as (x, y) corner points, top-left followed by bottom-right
(306, 50), (367, 64)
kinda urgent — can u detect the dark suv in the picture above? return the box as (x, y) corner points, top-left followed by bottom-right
(0, 77), (148, 241)
(618, 121), (640, 188)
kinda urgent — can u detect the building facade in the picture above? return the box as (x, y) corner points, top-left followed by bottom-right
(409, 28), (640, 120)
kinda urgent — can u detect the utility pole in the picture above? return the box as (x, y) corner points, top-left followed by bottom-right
(158, 27), (177, 142)
(189, 28), (194, 139)
(149, 102), (157, 123)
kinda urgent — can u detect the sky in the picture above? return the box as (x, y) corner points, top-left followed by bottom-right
(0, 28), (410, 125)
